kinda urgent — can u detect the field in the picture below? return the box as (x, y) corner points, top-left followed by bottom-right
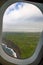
(2, 32), (41, 59)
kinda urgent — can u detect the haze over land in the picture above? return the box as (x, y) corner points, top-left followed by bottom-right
(2, 2), (43, 32)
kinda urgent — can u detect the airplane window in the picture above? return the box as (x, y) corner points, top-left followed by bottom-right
(2, 2), (43, 59)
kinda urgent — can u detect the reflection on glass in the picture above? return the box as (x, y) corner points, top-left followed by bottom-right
(2, 2), (43, 59)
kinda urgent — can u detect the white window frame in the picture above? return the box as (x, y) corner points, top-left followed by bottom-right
(0, 0), (43, 65)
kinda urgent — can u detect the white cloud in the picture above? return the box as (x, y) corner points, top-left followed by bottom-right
(2, 2), (43, 32)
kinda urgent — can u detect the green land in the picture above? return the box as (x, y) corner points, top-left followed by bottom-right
(2, 32), (41, 59)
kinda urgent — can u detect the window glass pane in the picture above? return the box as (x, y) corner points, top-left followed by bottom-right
(2, 2), (43, 59)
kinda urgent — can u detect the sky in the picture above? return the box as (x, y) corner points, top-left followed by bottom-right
(2, 2), (43, 32)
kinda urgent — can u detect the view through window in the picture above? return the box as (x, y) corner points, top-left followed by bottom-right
(2, 2), (43, 59)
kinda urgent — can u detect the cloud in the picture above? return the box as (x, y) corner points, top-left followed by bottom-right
(5, 2), (24, 15)
(2, 2), (43, 32)
(26, 15), (43, 22)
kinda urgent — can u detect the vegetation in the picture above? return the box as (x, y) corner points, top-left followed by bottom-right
(2, 32), (41, 59)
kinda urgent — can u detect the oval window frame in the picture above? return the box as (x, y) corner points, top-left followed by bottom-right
(0, 0), (43, 65)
